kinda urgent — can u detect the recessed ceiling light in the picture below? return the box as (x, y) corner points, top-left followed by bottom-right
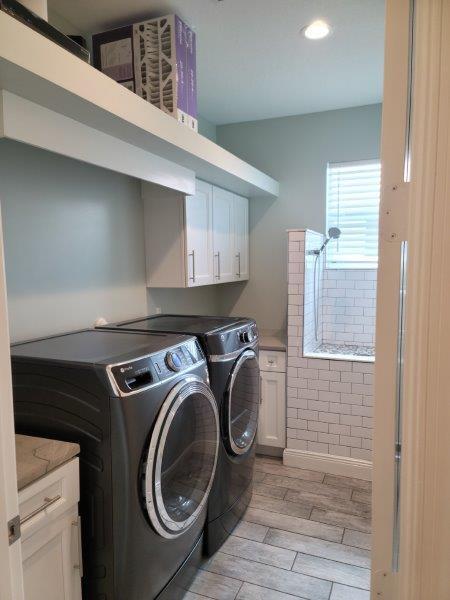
(302, 20), (331, 40)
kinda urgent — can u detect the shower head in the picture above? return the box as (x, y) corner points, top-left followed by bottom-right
(328, 227), (341, 240)
(315, 227), (342, 254)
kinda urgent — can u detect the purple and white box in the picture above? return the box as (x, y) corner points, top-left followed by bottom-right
(172, 15), (188, 126)
(92, 14), (194, 128)
(185, 23), (198, 132)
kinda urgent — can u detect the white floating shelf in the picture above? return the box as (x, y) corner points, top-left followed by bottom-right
(0, 12), (279, 199)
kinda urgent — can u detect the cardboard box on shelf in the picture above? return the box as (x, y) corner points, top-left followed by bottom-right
(185, 24), (198, 132)
(92, 14), (197, 129)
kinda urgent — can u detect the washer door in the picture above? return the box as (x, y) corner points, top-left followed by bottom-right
(226, 349), (260, 455)
(144, 376), (219, 539)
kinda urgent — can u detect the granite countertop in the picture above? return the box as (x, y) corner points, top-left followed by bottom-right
(16, 434), (80, 491)
(259, 329), (286, 352)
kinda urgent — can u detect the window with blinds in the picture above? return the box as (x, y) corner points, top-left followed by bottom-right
(326, 159), (381, 269)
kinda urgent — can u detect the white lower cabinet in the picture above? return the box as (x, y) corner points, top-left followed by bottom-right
(258, 351), (286, 448)
(20, 459), (82, 600)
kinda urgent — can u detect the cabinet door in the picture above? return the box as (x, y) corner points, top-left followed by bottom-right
(233, 194), (249, 280)
(21, 508), (82, 600)
(185, 181), (214, 286)
(258, 370), (286, 448)
(212, 187), (235, 283)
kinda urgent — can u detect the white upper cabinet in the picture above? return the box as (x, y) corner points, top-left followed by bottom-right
(212, 187), (235, 284)
(233, 194), (249, 281)
(143, 180), (250, 288)
(185, 181), (214, 287)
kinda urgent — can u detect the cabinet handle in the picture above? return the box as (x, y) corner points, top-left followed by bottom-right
(215, 252), (221, 279)
(20, 494), (61, 525)
(188, 250), (195, 282)
(72, 516), (83, 577)
(236, 252), (241, 277)
(259, 376), (263, 404)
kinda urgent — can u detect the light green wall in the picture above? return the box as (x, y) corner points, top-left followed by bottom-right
(198, 116), (217, 142)
(0, 105), (381, 341)
(0, 141), (147, 342)
(216, 104), (382, 331)
(0, 141), (219, 342)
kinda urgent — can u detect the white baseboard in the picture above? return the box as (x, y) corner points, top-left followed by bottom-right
(283, 448), (372, 481)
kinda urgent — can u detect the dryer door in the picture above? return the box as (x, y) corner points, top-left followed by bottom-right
(226, 349), (260, 456)
(143, 376), (219, 539)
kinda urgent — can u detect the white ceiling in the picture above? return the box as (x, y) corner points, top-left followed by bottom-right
(48, 0), (385, 125)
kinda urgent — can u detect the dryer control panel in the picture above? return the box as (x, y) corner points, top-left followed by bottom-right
(109, 339), (204, 395)
(205, 321), (259, 357)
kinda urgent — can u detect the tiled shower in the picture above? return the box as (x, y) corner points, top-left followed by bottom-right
(287, 229), (376, 461)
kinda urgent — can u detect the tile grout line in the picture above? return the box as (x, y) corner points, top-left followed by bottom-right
(203, 550), (368, 595)
(249, 497), (371, 531)
(257, 530), (371, 570)
(233, 579), (244, 600)
(244, 517), (345, 546)
(219, 546), (298, 573)
(281, 494), (371, 520)
(203, 551), (342, 590)
(328, 581), (334, 600)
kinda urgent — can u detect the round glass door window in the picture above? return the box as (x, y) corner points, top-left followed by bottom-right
(227, 350), (260, 455)
(143, 377), (219, 538)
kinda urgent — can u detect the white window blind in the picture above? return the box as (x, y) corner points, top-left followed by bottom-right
(326, 159), (381, 268)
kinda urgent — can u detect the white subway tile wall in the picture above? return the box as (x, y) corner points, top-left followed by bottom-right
(287, 230), (374, 461)
(322, 268), (377, 347)
(303, 231), (325, 354)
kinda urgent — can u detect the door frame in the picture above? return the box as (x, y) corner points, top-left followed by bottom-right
(397, 1), (450, 597)
(373, 1), (450, 598)
(0, 204), (24, 600)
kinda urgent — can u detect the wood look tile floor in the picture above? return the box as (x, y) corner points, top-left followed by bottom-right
(184, 455), (372, 600)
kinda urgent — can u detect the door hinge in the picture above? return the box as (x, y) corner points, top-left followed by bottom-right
(372, 569), (398, 598)
(8, 515), (21, 545)
(380, 182), (410, 242)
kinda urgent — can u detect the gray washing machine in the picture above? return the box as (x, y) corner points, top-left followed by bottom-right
(12, 329), (219, 599)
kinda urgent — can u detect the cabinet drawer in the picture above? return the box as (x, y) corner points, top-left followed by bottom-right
(259, 350), (286, 372)
(19, 458), (79, 541)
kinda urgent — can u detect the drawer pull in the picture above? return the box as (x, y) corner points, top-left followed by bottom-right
(267, 359), (275, 364)
(20, 494), (61, 525)
(72, 517), (83, 577)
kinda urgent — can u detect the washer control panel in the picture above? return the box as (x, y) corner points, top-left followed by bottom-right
(109, 339), (205, 395)
(152, 344), (193, 377)
(165, 350), (183, 372)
